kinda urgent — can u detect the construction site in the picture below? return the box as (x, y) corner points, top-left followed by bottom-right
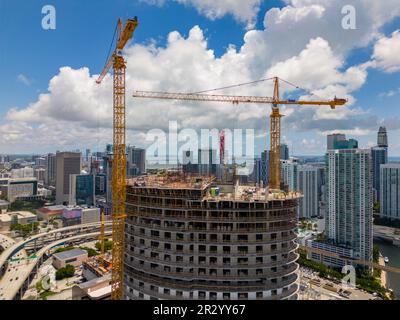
(124, 173), (301, 300)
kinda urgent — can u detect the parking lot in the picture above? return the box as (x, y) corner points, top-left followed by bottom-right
(299, 267), (378, 300)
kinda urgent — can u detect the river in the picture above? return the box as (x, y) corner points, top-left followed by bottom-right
(375, 240), (400, 299)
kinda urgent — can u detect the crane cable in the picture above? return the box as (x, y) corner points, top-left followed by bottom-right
(190, 76), (326, 101)
(96, 22), (119, 156)
(191, 77), (275, 94)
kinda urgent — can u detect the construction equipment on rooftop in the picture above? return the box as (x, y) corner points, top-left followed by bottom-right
(96, 17), (139, 300)
(133, 77), (347, 189)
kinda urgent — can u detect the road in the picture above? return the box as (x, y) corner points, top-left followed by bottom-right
(0, 230), (112, 300)
(0, 234), (16, 252)
(0, 222), (112, 300)
(0, 221), (111, 272)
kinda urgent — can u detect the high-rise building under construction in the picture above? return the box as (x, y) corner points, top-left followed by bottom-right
(124, 172), (300, 300)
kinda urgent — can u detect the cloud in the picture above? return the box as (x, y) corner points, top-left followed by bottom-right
(372, 30), (400, 73)
(379, 88), (400, 98)
(6, 29), (363, 136)
(17, 74), (32, 86)
(140, 0), (262, 28)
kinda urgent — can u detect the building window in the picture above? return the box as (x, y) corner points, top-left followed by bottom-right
(238, 293), (248, 299)
(238, 246), (248, 254)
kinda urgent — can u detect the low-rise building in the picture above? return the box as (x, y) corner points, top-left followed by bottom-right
(52, 248), (88, 269)
(0, 177), (38, 202)
(305, 239), (355, 268)
(62, 207), (82, 227)
(72, 274), (111, 300)
(0, 211), (37, 232)
(0, 214), (11, 232)
(81, 207), (100, 225)
(36, 205), (66, 221)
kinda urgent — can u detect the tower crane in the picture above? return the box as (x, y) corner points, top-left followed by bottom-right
(132, 77), (346, 189)
(96, 17), (139, 300)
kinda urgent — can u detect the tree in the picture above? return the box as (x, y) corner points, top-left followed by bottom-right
(55, 264), (75, 280)
(10, 222), (39, 237)
(95, 239), (113, 252)
(80, 246), (98, 257)
(9, 199), (45, 212)
(373, 246), (380, 263)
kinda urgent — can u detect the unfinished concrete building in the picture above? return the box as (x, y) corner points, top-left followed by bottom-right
(124, 173), (301, 300)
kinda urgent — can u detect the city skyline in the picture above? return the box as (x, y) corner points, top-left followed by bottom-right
(1, 1), (400, 155)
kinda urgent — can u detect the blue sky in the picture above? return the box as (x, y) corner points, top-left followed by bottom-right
(0, 0), (400, 156)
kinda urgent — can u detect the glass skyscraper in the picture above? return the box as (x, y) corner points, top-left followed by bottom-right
(69, 174), (95, 206)
(281, 159), (319, 219)
(380, 164), (400, 220)
(326, 148), (373, 262)
(371, 146), (388, 201)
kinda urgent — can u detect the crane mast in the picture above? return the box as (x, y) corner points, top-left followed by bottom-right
(270, 77), (282, 190)
(97, 17), (138, 300)
(133, 77), (346, 189)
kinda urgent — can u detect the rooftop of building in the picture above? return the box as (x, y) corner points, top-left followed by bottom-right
(128, 173), (215, 190)
(128, 173), (302, 202)
(381, 163), (400, 168)
(74, 274), (111, 298)
(6, 211), (36, 218)
(53, 248), (88, 261)
(327, 148), (371, 154)
(37, 205), (66, 213)
(0, 215), (11, 223)
(204, 185), (302, 203)
(0, 177), (38, 183)
(0, 211), (36, 222)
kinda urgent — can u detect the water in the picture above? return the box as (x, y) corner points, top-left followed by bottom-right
(375, 240), (400, 299)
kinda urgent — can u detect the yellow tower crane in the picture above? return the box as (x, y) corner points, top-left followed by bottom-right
(99, 207), (105, 255)
(96, 17), (139, 300)
(132, 77), (346, 189)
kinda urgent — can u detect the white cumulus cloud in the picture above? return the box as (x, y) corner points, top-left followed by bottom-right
(372, 30), (400, 73)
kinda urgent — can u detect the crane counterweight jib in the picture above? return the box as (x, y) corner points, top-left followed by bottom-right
(117, 18), (139, 51)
